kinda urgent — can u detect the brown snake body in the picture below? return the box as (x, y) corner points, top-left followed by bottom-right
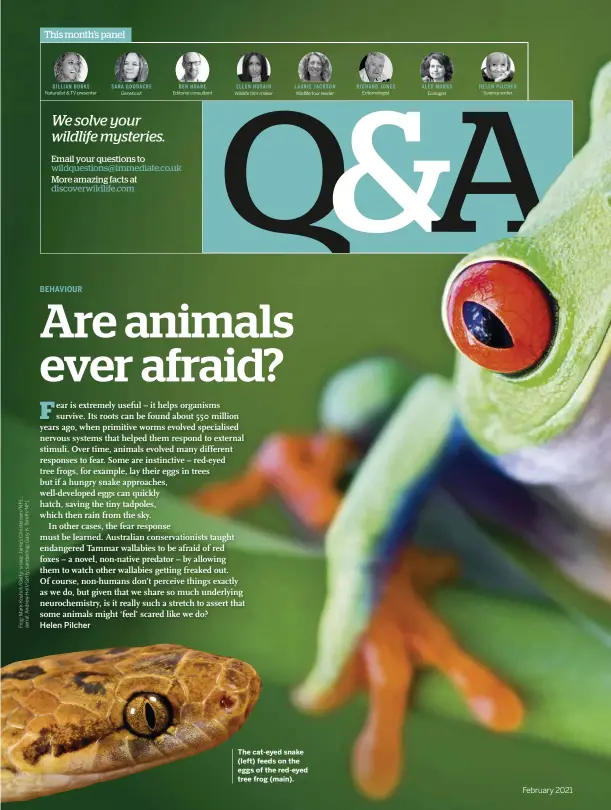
(0, 644), (261, 802)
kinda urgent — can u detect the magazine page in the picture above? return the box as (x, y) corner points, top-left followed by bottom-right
(2, 2), (610, 808)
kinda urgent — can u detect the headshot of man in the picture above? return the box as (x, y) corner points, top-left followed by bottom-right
(298, 52), (332, 82)
(115, 52), (149, 83)
(176, 52), (209, 82)
(420, 51), (454, 82)
(53, 52), (87, 82)
(482, 52), (515, 82)
(359, 52), (392, 82)
(238, 52), (271, 82)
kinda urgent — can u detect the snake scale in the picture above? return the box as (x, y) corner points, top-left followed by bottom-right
(0, 644), (261, 802)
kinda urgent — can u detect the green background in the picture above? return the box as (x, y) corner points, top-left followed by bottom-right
(3, 0), (611, 807)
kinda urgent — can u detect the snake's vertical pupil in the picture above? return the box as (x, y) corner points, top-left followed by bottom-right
(124, 693), (172, 737)
(145, 701), (156, 729)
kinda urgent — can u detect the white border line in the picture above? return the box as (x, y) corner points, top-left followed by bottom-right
(40, 41), (42, 253)
(41, 40), (529, 44)
(527, 41), (530, 100)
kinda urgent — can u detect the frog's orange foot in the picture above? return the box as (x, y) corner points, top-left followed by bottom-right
(295, 547), (524, 800)
(189, 469), (269, 516)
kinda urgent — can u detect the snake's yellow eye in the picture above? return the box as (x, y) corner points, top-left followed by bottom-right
(124, 693), (172, 737)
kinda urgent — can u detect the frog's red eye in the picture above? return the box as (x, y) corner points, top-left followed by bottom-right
(445, 261), (555, 374)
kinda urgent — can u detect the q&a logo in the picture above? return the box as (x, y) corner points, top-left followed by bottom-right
(225, 109), (539, 253)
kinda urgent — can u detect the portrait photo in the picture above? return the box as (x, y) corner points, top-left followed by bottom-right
(359, 52), (393, 82)
(298, 51), (332, 83)
(420, 51), (454, 82)
(53, 52), (88, 83)
(115, 52), (149, 83)
(237, 52), (271, 82)
(176, 52), (209, 82)
(481, 52), (515, 82)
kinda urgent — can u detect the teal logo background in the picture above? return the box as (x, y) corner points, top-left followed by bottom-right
(202, 101), (573, 253)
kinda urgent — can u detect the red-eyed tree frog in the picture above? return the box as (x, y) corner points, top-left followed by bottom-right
(193, 63), (611, 800)
(290, 63), (611, 797)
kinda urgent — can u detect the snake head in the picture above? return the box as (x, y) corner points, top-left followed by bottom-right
(1, 644), (261, 801)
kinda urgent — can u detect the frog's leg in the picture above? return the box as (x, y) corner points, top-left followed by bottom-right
(267, 434), (358, 530)
(190, 433), (357, 532)
(296, 546), (523, 799)
(295, 376), (459, 702)
(190, 466), (270, 515)
(294, 376), (524, 798)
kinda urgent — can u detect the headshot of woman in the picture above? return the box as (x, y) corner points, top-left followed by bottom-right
(54, 52), (87, 82)
(238, 52), (271, 83)
(298, 52), (332, 82)
(115, 52), (149, 83)
(420, 52), (453, 82)
(482, 52), (515, 82)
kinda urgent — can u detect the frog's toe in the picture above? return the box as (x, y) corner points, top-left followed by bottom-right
(190, 469), (269, 514)
(445, 657), (524, 731)
(403, 548), (461, 590)
(390, 549), (525, 733)
(352, 593), (414, 799)
(292, 652), (364, 714)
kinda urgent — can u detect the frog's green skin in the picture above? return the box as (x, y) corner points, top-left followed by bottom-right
(299, 64), (611, 704)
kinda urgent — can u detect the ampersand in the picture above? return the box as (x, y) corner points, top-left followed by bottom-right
(333, 111), (451, 233)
